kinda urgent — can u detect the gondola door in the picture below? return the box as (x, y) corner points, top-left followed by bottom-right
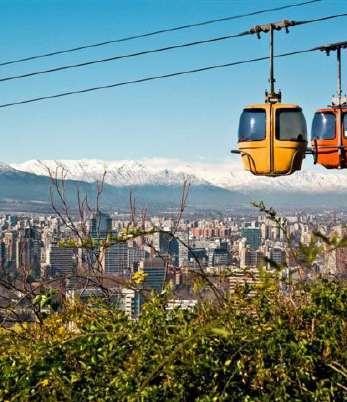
(312, 109), (338, 168)
(238, 104), (271, 175)
(273, 104), (307, 175)
(312, 108), (347, 169)
(342, 110), (347, 166)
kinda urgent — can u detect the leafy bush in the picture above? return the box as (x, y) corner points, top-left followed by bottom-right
(0, 278), (346, 401)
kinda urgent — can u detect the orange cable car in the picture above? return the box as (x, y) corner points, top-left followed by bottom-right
(311, 42), (347, 169)
(232, 21), (307, 177)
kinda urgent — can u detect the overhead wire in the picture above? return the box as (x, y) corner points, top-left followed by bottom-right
(0, 30), (250, 83)
(0, 0), (322, 67)
(0, 41), (342, 109)
(0, 11), (346, 84)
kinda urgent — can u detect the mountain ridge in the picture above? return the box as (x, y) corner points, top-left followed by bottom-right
(0, 158), (342, 212)
(11, 158), (347, 194)
(0, 163), (246, 212)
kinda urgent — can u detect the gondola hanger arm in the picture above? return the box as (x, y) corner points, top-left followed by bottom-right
(318, 40), (347, 55)
(248, 19), (297, 103)
(316, 41), (347, 106)
(249, 20), (296, 39)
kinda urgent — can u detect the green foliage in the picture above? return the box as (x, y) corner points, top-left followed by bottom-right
(33, 289), (60, 314)
(0, 279), (346, 401)
(58, 227), (158, 251)
(297, 238), (323, 266)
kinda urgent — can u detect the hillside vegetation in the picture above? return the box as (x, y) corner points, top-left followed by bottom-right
(0, 278), (346, 401)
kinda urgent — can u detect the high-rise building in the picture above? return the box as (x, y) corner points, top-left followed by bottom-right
(188, 248), (207, 268)
(177, 231), (189, 267)
(119, 288), (138, 318)
(239, 239), (264, 268)
(269, 247), (286, 266)
(102, 242), (129, 275)
(208, 247), (230, 267)
(243, 250), (264, 268)
(207, 240), (230, 267)
(152, 231), (171, 254)
(133, 257), (167, 316)
(260, 223), (271, 241)
(46, 244), (76, 277)
(241, 227), (261, 250)
(3, 231), (17, 270)
(128, 246), (146, 270)
(6, 215), (17, 227)
(15, 227), (42, 277)
(139, 257), (166, 293)
(168, 237), (179, 265)
(16, 237), (33, 269)
(0, 241), (5, 269)
(87, 211), (112, 239)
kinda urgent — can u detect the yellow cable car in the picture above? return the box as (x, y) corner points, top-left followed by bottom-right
(238, 103), (307, 176)
(232, 20), (307, 176)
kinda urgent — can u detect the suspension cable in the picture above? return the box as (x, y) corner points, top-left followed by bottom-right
(0, 42), (335, 109)
(0, 0), (322, 67)
(0, 11), (346, 84)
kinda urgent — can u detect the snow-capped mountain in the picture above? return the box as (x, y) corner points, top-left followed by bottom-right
(11, 159), (208, 187)
(0, 160), (244, 213)
(0, 162), (16, 173)
(11, 158), (347, 194)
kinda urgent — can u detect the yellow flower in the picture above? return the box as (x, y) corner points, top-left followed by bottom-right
(131, 271), (147, 285)
(57, 326), (66, 336)
(40, 379), (49, 387)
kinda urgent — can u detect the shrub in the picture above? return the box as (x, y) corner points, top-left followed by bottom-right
(0, 278), (346, 401)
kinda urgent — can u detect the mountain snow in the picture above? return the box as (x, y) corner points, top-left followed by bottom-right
(10, 159), (207, 187)
(10, 158), (347, 193)
(0, 162), (16, 172)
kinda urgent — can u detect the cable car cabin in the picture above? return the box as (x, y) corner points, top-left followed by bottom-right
(311, 107), (347, 169)
(237, 103), (307, 176)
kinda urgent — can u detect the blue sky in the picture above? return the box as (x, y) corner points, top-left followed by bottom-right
(0, 0), (345, 165)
